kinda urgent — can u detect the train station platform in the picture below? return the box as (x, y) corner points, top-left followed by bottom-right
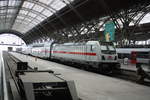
(10, 52), (150, 100)
(121, 64), (150, 73)
(0, 51), (2, 98)
(119, 59), (150, 73)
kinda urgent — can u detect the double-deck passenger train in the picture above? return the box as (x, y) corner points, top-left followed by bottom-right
(116, 48), (150, 59)
(116, 48), (150, 64)
(18, 41), (121, 73)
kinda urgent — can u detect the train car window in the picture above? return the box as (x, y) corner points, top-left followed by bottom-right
(136, 51), (150, 59)
(92, 46), (96, 51)
(32, 44), (44, 47)
(118, 53), (130, 59)
(101, 46), (116, 54)
(100, 42), (113, 45)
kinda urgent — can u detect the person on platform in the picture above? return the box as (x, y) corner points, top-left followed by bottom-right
(136, 63), (150, 83)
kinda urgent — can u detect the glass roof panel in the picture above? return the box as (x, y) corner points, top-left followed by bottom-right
(39, 14), (47, 19)
(19, 10), (29, 15)
(0, 0), (76, 34)
(15, 21), (23, 25)
(8, 9), (15, 13)
(24, 18), (32, 22)
(28, 23), (35, 27)
(6, 20), (11, 23)
(17, 23), (36, 33)
(32, 20), (39, 25)
(36, 16), (45, 21)
(0, 10), (6, 14)
(39, 0), (54, 4)
(28, 12), (37, 18)
(33, 4), (44, 12)
(0, 1), (7, 6)
(17, 16), (24, 20)
(15, 19), (22, 23)
(51, 0), (66, 10)
(8, 0), (16, 6)
(33, 19), (41, 24)
(0, 16), (5, 19)
(14, 23), (28, 30)
(23, 1), (34, 9)
(7, 15), (13, 18)
(23, 19), (30, 24)
(42, 9), (53, 17)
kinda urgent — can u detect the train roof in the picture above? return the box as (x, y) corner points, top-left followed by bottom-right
(116, 48), (150, 53)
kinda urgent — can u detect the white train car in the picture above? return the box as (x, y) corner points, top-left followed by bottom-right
(24, 46), (32, 55)
(22, 41), (120, 73)
(31, 43), (45, 58)
(116, 48), (150, 66)
(17, 46), (32, 55)
(116, 48), (150, 59)
(52, 41), (120, 72)
(31, 42), (53, 58)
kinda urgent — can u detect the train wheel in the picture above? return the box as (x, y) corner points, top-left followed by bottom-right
(99, 64), (113, 74)
(114, 63), (122, 74)
(84, 65), (90, 71)
(80, 64), (86, 70)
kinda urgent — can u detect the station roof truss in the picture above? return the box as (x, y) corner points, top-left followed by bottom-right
(0, 0), (150, 44)
(0, 0), (75, 34)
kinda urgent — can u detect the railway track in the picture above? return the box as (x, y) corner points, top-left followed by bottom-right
(2, 51), (26, 100)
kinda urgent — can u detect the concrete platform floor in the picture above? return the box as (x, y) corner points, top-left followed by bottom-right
(0, 51), (2, 97)
(121, 64), (150, 73)
(119, 59), (150, 72)
(11, 52), (150, 100)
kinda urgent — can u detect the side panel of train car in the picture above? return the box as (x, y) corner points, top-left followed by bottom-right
(31, 43), (45, 58)
(51, 41), (120, 71)
(31, 43), (52, 58)
(116, 48), (150, 59)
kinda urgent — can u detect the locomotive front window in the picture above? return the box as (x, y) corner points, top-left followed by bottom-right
(101, 45), (107, 50)
(108, 46), (115, 51)
(100, 42), (116, 54)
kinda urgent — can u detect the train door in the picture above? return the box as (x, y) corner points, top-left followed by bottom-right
(86, 45), (96, 61)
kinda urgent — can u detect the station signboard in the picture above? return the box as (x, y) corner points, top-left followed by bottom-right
(104, 21), (115, 42)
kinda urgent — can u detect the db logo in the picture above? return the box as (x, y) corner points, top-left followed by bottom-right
(108, 56), (112, 59)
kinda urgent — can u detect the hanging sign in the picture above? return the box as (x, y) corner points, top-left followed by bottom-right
(104, 21), (115, 42)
